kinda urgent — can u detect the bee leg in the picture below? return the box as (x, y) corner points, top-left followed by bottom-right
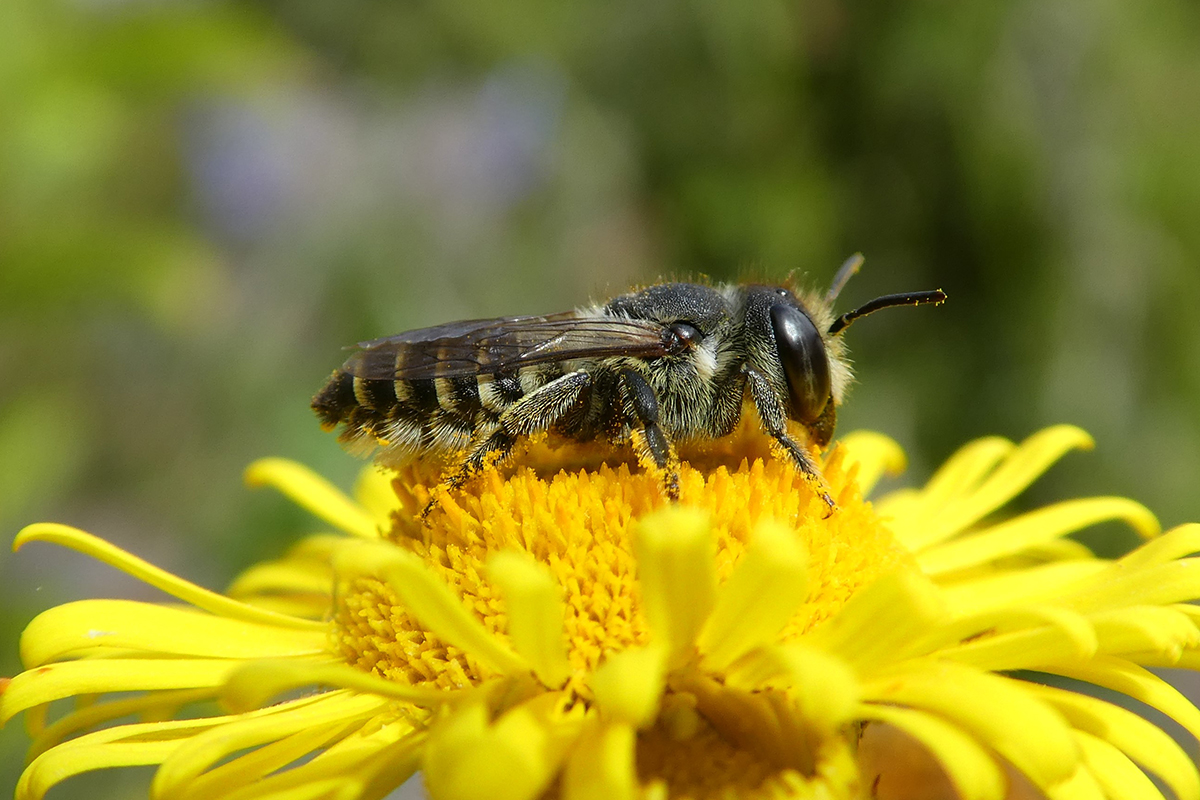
(618, 369), (680, 500)
(742, 366), (836, 514)
(422, 372), (593, 519)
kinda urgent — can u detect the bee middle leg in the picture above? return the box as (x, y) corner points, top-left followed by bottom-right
(424, 371), (592, 517)
(618, 369), (680, 500)
(742, 365), (836, 513)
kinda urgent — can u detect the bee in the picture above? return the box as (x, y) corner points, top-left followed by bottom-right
(313, 256), (945, 512)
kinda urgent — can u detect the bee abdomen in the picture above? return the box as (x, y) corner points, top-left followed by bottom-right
(312, 370), (358, 429)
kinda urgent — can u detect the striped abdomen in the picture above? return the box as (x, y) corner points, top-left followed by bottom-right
(312, 368), (537, 460)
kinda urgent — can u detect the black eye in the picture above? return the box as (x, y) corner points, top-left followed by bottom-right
(769, 303), (831, 424)
(669, 322), (702, 345)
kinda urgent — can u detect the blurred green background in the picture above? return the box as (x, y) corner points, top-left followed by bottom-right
(2, 0), (1199, 794)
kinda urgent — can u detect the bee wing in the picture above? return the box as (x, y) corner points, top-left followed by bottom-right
(341, 312), (677, 380)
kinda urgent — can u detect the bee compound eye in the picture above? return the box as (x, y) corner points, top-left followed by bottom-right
(769, 303), (831, 424)
(669, 322), (702, 345)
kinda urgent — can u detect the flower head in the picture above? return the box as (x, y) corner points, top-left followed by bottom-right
(4, 422), (1200, 800)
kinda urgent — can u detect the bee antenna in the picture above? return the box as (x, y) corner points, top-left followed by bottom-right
(826, 253), (864, 302)
(828, 289), (947, 336)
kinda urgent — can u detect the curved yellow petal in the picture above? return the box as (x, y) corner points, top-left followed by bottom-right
(1073, 731), (1166, 800)
(1049, 656), (1200, 740)
(14, 524), (324, 631)
(905, 426), (1094, 551)
(19, 600), (329, 667)
(335, 542), (529, 677)
(942, 560), (1108, 616)
(15, 715), (239, 800)
(422, 701), (565, 800)
(725, 643), (858, 733)
(17, 738), (183, 800)
(856, 705), (1006, 800)
(590, 644), (667, 727)
(936, 610), (1098, 672)
(1046, 764), (1106, 800)
(219, 719), (421, 800)
(835, 431), (906, 497)
(151, 691), (387, 799)
(1091, 606), (1200, 660)
(488, 551), (572, 688)
(698, 519), (809, 672)
(354, 465), (402, 523)
(226, 561), (333, 598)
(1065, 558), (1200, 613)
(562, 720), (636, 800)
(220, 659), (454, 714)
(245, 458), (379, 539)
(2, 659), (238, 725)
(27, 688), (216, 761)
(177, 721), (355, 800)
(633, 507), (716, 665)
(1027, 683), (1199, 800)
(917, 497), (1159, 576)
(805, 570), (947, 671)
(864, 663), (1078, 789)
(1119, 523), (1200, 568)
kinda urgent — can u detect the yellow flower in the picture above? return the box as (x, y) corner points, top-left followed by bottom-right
(3, 422), (1199, 800)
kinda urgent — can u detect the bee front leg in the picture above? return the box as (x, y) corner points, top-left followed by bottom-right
(618, 369), (680, 500)
(423, 371), (592, 519)
(742, 365), (836, 514)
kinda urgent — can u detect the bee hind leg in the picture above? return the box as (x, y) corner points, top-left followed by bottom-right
(421, 371), (593, 520)
(618, 369), (680, 500)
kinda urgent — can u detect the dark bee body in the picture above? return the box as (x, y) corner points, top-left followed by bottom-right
(314, 269), (945, 509)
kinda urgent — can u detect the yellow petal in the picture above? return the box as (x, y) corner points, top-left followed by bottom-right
(151, 691), (387, 798)
(1073, 732), (1166, 800)
(1091, 606), (1200, 660)
(864, 663), (1078, 788)
(28, 688), (216, 761)
(633, 507), (717, 665)
(835, 431), (906, 497)
(14, 524), (323, 630)
(1065, 558), (1200, 613)
(219, 717), (421, 800)
(488, 551), (572, 688)
(422, 701), (565, 800)
(1048, 655), (1200, 741)
(562, 720), (636, 800)
(917, 497), (1159, 576)
(725, 643), (858, 733)
(19, 600), (329, 667)
(902, 426), (1094, 551)
(245, 458), (379, 539)
(941, 560), (1108, 617)
(15, 715), (238, 800)
(1045, 765), (1106, 800)
(1027, 683), (1199, 800)
(805, 570), (947, 671)
(856, 705), (1006, 800)
(935, 608), (1098, 671)
(2, 659), (237, 725)
(226, 561), (333, 598)
(697, 519), (809, 672)
(589, 644), (667, 727)
(220, 659), (456, 714)
(354, 465), (402, 523)
(177, 721), (356, 800)
(337, 541), (529, 677)
(17, 738), (184, 800)
(1119, 523), (1200, 568)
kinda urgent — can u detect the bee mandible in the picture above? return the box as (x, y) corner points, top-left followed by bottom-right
(313, 256), (945, 512)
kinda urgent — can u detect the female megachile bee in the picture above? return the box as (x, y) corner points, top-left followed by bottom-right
(313, 257), (944, 512)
